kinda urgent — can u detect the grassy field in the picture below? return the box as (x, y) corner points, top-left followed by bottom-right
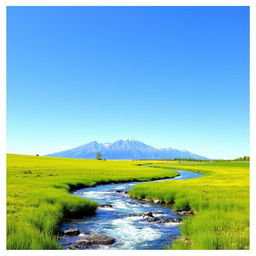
(129, 161), (249, 249)
(6, 154), (179, 249)
(7, 155), (249, 250)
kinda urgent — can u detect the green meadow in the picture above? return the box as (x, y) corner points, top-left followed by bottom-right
(130, 161), (249, 249)
(7, 154), (178, 249)
(7, 154), (249, 250)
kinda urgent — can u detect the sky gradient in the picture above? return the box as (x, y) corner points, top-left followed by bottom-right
(7, 6), (249, 159)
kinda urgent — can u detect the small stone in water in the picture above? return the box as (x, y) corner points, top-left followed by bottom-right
(142, 211), (154, 218)
(147, 217), (160, 222)
(99, 204), (113, 208)
(64, 228), (80, 236)
(115, 190), (123, 193)
(68, 244), (81, 250)
(153, 199), (163, 204)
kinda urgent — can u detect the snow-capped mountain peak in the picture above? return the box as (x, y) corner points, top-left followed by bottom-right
(46, 139), (209, 160)
(122, 137), (137, 141)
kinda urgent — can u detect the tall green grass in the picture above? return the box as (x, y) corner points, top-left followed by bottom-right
(129, 161), (249, 249)
(7, 154), (179, 249)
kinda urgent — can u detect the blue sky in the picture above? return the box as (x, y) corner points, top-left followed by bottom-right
(7, 6), (249, 159)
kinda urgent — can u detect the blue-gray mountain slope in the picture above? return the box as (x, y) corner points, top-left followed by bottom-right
(46, 138), (209, 160)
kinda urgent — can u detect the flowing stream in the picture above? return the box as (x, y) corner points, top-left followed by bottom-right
(60, 168), (202, 250)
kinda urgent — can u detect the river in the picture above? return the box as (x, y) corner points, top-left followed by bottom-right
(60, 168), (202, 250)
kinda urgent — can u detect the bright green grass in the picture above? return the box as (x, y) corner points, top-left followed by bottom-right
(7, 154), (179, 249)
(129, 161), (249, 249)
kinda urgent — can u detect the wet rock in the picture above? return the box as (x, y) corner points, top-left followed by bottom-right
(153, 199), (163, 204)
(115, 190), (128, 194)
(147, 217), (182, 224)
(99, 204), (113, 208)
(129, 211), (163, 218)
(152, 211), (163, 215)
(128, 201), (146, 206)
(142, 211), (154, 218)
(64, 228), (80, 236)
(147, 217), (160, 222)
(128, 202), (138, 205)
(128, 213), (143, 217)
(80, 231), (90, 235)
(76, 234), (115, 245)
(158, 218), (181, 224)
(169, 218), (182, 223)
(176, 210), (195, 216)
(167, 200), (175, 206)
(68, 244), (82, 250)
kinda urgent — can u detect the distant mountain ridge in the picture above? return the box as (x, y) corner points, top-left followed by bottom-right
(46, 138), (209, 160)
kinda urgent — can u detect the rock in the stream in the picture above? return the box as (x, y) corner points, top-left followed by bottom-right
(64, 228), (80, 236)
(147, 217), (160, 222)
(68, 244), (82, 250)
(128, 213), (143, 217)
(99, 204), (113, 208)
(169, 218), (182, 223)
(76, 234), (115, 245)
(152, 211), (164, 215)
(147, 217), (182, 224)
(80, 231), (90, 235)
(159, 218), (182, 224)
(115, 190), (128, 194)
(176, 210), (195, 216)
(128, 201), (146, 206)
(128, 202), (137, 205)
(142, 211), (154, 218)
(153, 199), (163, 204)
(128, 211), (163, 218)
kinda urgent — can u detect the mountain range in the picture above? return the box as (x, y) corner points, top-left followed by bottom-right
(46, 138), (209, 160)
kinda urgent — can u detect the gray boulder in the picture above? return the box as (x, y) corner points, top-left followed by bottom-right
(76, 234), (115, 245)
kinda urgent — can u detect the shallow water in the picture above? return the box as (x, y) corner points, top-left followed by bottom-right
(60, 169), (202, 250)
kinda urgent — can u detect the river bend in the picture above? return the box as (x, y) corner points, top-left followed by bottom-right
(60, 168), (202, 250)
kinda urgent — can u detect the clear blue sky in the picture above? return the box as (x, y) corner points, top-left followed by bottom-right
(7, 6), (249, 159)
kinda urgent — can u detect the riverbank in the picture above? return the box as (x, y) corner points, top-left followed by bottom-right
(7, 154), (179, 249)
(129, 161), (249, 249)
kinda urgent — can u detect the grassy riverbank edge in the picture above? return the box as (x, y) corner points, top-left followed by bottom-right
(129, 162), (249, 249)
